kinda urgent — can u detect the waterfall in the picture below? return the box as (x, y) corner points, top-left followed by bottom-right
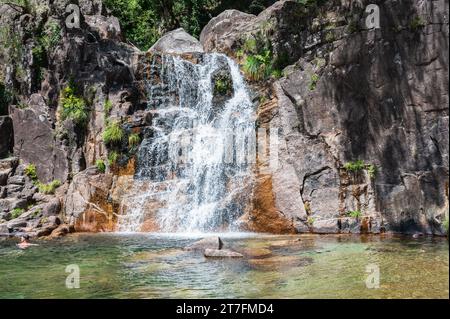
(117, 53), (255, 233)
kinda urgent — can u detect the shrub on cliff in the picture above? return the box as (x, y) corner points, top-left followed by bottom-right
(103, 121), (125, 145)
(60, 85), (89, 126)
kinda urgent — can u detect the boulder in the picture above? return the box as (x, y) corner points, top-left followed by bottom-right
(312, 219), (339, 234)
(84, 15), (122, 41)
(10, 94), (69, 184)
(204, 249), (243, 258)
(184, 236), (224, 251)
(0, 116), (13, 158)
(149, 28), (204, 55)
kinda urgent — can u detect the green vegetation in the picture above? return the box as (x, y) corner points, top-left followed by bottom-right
(214, 75), (233, 95)
(37, 180), (61, 195)
(33, 20), (61, 69)
(344, 160), (365, 172)
(128, 133), (141, 148)
(108, 151), (119, 166)
(103, 121), (125, 145)
(24, 164), (38, 181)
(11, 208), (25, 219)
(243, 49), (275, 81)
(32, 208), (42, 218)
(367, 164), (377, 179)
(410, 16), (426, 31)
(344, 160), (378, 179)
(96, 159), (106, 173)
(347, 210), (362, 219)
(324, 31), (335, 42)
(308, 73), (320, 91)
(103, 0), (274, 50)
(307, 217), (315, 226)
(104, 99), (113, 115)
(60, 84), (89, 126)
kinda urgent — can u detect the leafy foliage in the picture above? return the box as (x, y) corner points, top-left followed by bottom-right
(32, 20), (61, 69)
(103, 0), (276, 50)
(367, 164), (377, 179)
(37, 180), (61, 194)
(60, 84), (89, 126)
(24, 164), (38, 181)
(128, 133), (141, 148)
(108, 151), (119, 166)
(104, 99), (113, 114)
(344, 160), (365, 172)
(243, 50), (274, 81)
(103, 121), (125, 145)
(347, 210), (362, 219)
(308, 73), (320, 91)
(410, 16), (425, 31)
(11, 208), (25, 219)
(96, 159), (106, 173)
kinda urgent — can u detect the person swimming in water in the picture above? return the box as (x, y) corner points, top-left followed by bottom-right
(17, 235), (38, 249)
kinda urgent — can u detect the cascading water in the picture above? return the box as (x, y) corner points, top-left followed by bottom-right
(117, 53), (255, 233)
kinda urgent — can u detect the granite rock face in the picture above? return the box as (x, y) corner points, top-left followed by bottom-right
(149, 28), (204, 55)
(203, 0), (449, 235)
(1, 0), (448, 237)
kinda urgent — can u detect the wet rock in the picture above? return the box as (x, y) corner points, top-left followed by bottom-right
(149, 28), (204, 55)
(204, 249), (243, 258)
(185, 237), (224, 251)
(312, 219), (339, 234)
(49, 224), (73, 238)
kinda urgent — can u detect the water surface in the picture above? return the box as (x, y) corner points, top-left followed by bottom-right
(0, 233), (448, 299)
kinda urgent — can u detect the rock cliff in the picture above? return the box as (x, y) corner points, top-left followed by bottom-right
(0, 0), (448, 237)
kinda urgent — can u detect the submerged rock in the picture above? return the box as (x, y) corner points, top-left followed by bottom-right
(204, 249), (243, 258)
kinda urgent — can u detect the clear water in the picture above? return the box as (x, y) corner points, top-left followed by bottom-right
(0, 234), (448, 299)
(117, 53), (255, 232)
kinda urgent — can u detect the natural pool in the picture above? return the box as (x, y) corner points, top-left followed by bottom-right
(0, 233), (448, 299)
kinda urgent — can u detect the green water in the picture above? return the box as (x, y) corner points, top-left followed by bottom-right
(0, 233), (448, 299)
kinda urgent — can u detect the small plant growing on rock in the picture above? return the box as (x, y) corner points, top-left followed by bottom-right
(96, 159), (106, 173)
(309, 73), (320, 91)
(243, 50), (273, 81)
(108, 151), (119, 166)
(347, 210), (362, 219)
(11, 208), (25, 219)
(344, 160), (365, 172)
(24, 164), (38, 181)
(410, 16), (425, 31)
(103, 121), (124, 145)
(307, 217), (315, 226)
(60, 84), (89, 126)
(367, 164), (377, 179)
(128, 133), (140, 148)
(37, 180), (61, 195)
(104, 99), (113, 115)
